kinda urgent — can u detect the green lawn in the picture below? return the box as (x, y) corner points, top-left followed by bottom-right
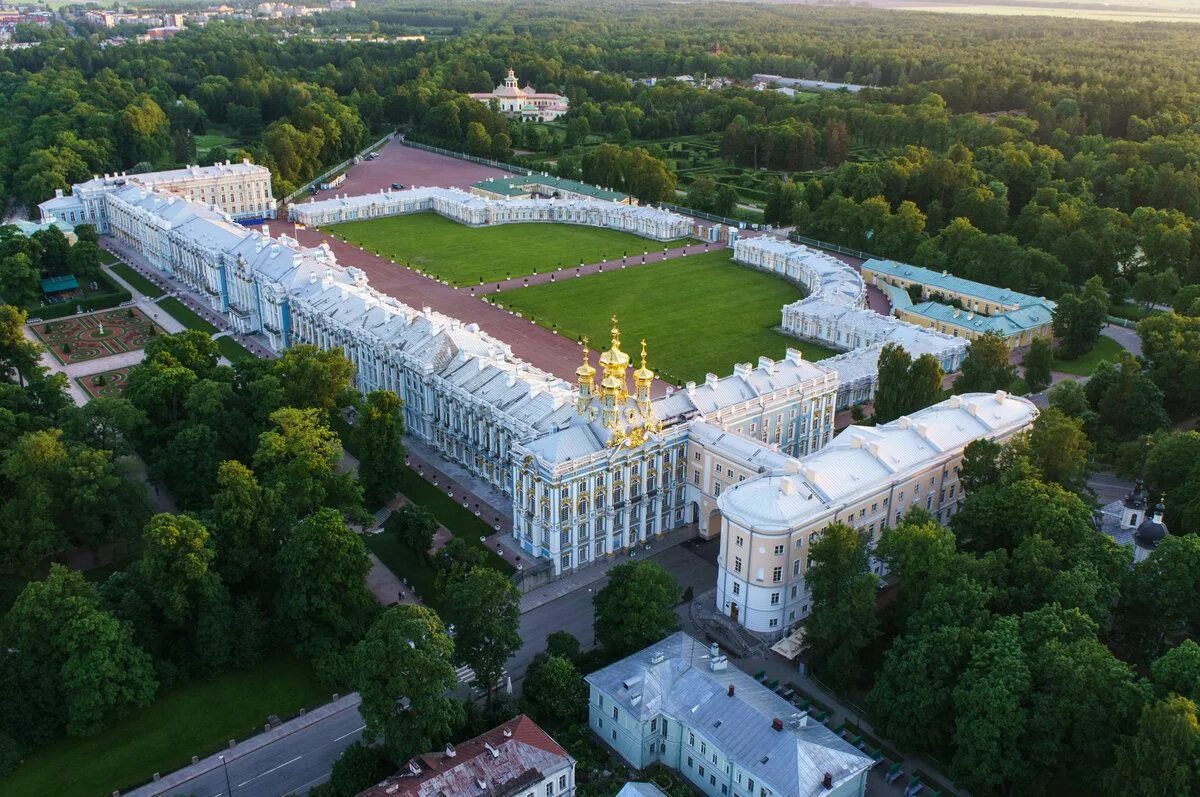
(326, 211), (688, 286)
(365, 532), (440, 606)
(157, 296), (218, 334)
(193, 129), (240, 153)
(0, 657), (329, 797)
(108, 262), (165, 299)
(1052, 335), (1127, 376)
(216, 335), (256, 362)
(493, 251), (836, 384)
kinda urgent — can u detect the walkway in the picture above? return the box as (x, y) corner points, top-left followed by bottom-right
(475, 240), (726, 295)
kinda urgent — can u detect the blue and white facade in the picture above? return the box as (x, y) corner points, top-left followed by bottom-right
(587, 633), (872, 797)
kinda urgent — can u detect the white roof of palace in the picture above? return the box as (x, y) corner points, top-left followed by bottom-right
(717, 391), (1038, 532)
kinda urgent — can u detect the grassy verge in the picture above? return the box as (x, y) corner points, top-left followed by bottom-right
(0, 657), (329, 797)
(327, 211), (690, 286)
(108, 262), (165, 299)
(1052, 335), (1126, 376)
(365, 533), (439, 606)
(216, 335), (256, 362)
(157, 296), (218, 334)
(493, 250), (836, 384)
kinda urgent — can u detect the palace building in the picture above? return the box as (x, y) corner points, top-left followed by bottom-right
(38, 160), (276, 232)
(470, 68), (569, 122)
(39, 165), (1037, 596)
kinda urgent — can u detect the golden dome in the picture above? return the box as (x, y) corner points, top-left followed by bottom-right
(600, 374), (623, 391)
(576, 337), (596, 379)
(633, 338), (654, 382)
(597, 315), (630, 371)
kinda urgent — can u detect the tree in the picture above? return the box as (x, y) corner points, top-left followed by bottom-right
(354, 390), (406, 507)
(958, 437), (1004, 494)
(1105, 697), (1200, 797)
(272, 344), (355, 418)
(441, 567), (521, 702)
(523, 655), (588, 726)
(1133, 268), (1180, 310)
(0, 566), (155, 742)
(803, 523), (879, 691)
(1021, 338), (1053, 393)
(205, 460), (275, 588)
(0, 305), (44, 386)
(1047, 379), (1091, 419)
(1052, 292), (1107, 360)
(1086, 354), (1170, 442)
(952, 616), (1032, 795)
(1117, 535), (1200, 661)
(253, 407), (360, 521)
(465, 122), (492, 157)
(1027, 407), (1090, 489)
(67, 241), (102, 283)
(274, 508), (375, 658)
(546, 630), (581, 662)
(384, 504), (438, 559)
(874, 513), (958, 625)
(433, 537), (490, 592)
(323, 742), (394, 797)
(143, 330), (219, 376)
(955, 332), (1016, 394)
(0, 253), (40, 305)
(353, 605), (461, 762)
(593, 561), (679, 657)
(874, 344), (944, 423)
(1152, 640), (1200, 702)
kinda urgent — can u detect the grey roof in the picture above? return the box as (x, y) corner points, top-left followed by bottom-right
(616, 784), (670, 797)
(587, 632), (873, 797)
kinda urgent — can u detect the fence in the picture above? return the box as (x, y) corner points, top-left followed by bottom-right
(278, 131), (396, 208)
(401, 139), (534, 177)
(657, 201), (750, 229)
(787, 232), (876, 262)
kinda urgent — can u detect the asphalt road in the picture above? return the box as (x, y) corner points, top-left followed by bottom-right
(128, 542), (720, 797)
(127, 701), (366, 797)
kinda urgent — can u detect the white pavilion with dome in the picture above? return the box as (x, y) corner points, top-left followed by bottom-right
(470, 68), (569, 121)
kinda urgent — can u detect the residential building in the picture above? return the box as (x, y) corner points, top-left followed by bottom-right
(715, 391), (1038, 636)
(357, 715), (575, 797)
(469, 69), (569, 122)
(587, 632), (873, 797)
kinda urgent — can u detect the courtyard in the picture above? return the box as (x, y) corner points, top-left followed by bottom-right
(493, 250), (837, 384)
(325, 211), (687, 286)
(30, 307), (159, 365)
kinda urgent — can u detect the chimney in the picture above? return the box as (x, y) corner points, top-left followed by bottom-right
(262, 224), (270, 238)
(823, 773), (833, 789)
(705, 373), (720, 389)
(709, 642), (720, 658)
(994, 390), (1007, 403)
(445, 745), (456, 757)
(728, 684), (735, 697)
(685, 381), (696, 396)
(772, 717), (783, 732)
(781, 479), (793, 496)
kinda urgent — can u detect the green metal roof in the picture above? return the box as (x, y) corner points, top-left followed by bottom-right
(41, 275), (80, 294)
(473, 175), (626, 202)
(864, 258), (1055, 312)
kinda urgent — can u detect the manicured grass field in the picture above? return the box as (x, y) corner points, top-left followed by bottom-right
(193, 129), (240, 153)
(0, 656), (329, 797)
(216, 335), (256, 362)
(108, 262), (165, 299)
(158, 296), (218, 334)
(365, 532), (440, 606)
(326, 211), (687, 286)
(493, 251), (836, 384)
(1052, 335), (1127, 376)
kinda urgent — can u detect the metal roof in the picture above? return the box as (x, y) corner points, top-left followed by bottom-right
(586, 632), (873, 797)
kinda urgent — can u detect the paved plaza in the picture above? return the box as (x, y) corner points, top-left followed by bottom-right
(328, 136), (508, 195)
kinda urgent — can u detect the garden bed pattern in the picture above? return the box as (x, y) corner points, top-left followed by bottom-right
(76, 367), (133, 400)
(31, 308), (159, 364)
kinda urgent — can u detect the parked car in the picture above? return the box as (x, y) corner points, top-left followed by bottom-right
(391, 182), (405, 190)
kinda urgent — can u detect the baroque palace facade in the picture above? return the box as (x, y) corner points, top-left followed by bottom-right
(41, 164), (1037, 638)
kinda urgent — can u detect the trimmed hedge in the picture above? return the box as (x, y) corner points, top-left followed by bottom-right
(25, 273), (131, 321)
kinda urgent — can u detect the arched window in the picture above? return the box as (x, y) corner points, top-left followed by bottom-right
(595, 491), (605, 510)
(631, 479), (641, 499)
(577, 499), (587, 516)
(561, 501), (571, 520)
(613, 485), (623, 504)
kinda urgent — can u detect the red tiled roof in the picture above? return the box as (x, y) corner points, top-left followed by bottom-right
(357, 715), (573, 797)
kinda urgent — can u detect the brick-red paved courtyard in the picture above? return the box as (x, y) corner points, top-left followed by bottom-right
(31, 307), (159, 365)
(76, 367), (133, 399)
(318, 137), (509, 198)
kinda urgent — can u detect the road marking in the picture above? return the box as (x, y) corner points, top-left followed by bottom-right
(235, 755), (302, 787)
(333, 725), (367, 742)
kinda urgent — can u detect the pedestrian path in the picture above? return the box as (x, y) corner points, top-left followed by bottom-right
(474, 240), (725, 295)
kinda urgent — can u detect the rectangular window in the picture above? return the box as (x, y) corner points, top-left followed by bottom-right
(613, 707), (619, 720)
(651, 719), (657, 732)
(732, 582), (740, 595)
(699, 766), (706, 778)
(714, 482), (722, 497)
(559, 776), (566, 789)
(734, 557), (742, 574)
(773, 544), (784, 555)
(769, 618), (778, 627)
(772, 566), (782, 583)
(701, 742), (706, 755)
(770, 592), (780, 605)
(736, 536), (744, 548)
(546, 784), (553, 797)
(711, 775), (717, 786)
(688, 757), (694, 768)
(689, 732), (695, 747)
(793, 560), (801, 576)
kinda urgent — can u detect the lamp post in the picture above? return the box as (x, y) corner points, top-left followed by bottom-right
(219, 754), (233, 796)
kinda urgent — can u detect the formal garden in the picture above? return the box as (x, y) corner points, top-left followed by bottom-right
(30, 307), (160, 364)
(75, 366), (132, 399)
(492, 250), (836, 384)
(325, 211), (689, 286)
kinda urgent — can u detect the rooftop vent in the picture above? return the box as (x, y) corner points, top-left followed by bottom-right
(502, 727), (512, 738)
(445, 745), (456, 758)
(477, 779), (487, 790)
(650, 651), (665, 665)
(823, 773), (833, 790)
(484, 742), (499, 759)
(407, 762), (421, 776)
